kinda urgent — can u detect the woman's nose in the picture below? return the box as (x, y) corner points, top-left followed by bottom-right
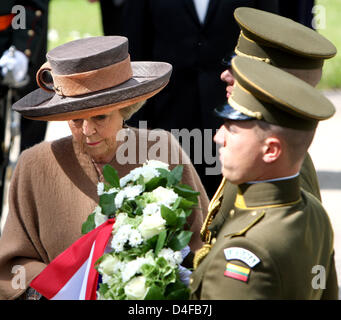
(82, 120), (96, 136)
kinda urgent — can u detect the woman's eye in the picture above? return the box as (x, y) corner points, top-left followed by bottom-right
(72, 119), (83, 126)
(93, 115), (107, 122)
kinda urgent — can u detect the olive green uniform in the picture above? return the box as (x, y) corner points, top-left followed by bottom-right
(190, 52), (338, 300)
(190, 176), (338, 299)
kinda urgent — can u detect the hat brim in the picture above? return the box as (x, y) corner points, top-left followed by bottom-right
(214, 103), (254, 121)
(12, 61), (172, 121)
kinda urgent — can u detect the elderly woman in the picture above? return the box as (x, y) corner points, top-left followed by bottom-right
(0, 36), (209, 299)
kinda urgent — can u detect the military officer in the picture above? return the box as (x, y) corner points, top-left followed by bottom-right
(220, 7), (337, 204)
(203, 7), (337, 255)
(189, 56), (338, 299)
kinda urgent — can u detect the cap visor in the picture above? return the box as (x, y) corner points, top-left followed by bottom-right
(214, 103), (254, 121)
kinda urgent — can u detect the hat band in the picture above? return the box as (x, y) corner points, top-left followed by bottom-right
(36, 55), (133, 97)
(235, 32), (324, 70)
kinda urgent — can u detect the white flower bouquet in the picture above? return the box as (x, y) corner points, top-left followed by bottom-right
(81, 160), (200, 300)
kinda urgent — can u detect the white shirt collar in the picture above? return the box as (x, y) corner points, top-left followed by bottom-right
(193, 0), (210, 24)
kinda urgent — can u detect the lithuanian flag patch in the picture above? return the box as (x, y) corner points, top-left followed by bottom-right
(224, 263), (250, 282)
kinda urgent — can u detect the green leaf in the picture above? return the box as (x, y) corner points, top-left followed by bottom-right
(102, 164), (120, 188)
(178, 197), (196, 210)
(144, 285), (165, 300)
(171, 197), (181, 210)
(155, 230), (167, 256)
(145, 234), (158, 249)
(174, 210), (187, 229)
(174, 184), (200, 203)
(81, 212), (96, 234)
(99, 193), (117, 216)
(123, 200), (139, 217)
(168, 231), (193, 251)
(167, 165), (183, 186)
(98, 283), (110, 298)
(160, 205), (178, 226)
(144, 176), (167, 192)
(165, 278), (190, 300)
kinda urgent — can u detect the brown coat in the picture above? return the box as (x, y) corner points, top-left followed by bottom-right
(0, 127), (208, 299)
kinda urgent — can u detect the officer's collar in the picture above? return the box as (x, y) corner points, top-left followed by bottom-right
(235, 175), (301, 210)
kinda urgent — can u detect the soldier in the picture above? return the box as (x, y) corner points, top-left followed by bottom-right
(190, 56), (338, 299)
(200, 8), (337, 267)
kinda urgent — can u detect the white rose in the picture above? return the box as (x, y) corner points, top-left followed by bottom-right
(144, 160), (169, 171)
(138, 212), (166, 240)
(124, 276), (148, 300)
(94, 206), (108, 227)
(151, 186), (178, 207)
(99, 254), (120, 275)
(122, 257), (145, 282)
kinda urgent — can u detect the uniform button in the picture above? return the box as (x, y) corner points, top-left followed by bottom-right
(28, 29), (35, 37)
(35, 10), (42, 17)
(24, 49), (31, 57)
(189, 278), (194, 285)
(229, 209), (235, 217)
(211, 237), (216, 245)
(251, 211), (257, 216)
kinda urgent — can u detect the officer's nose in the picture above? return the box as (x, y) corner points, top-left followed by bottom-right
(214, 125), (226, 147)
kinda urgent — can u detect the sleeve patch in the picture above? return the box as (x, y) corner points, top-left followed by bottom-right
(224, 263), (250, 282)
(224, 247), (260, 267)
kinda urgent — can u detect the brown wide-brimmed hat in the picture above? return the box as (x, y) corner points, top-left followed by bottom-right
(12, 36), (172, 121)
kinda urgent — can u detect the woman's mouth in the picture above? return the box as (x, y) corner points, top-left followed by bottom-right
(86, 140), (102, 146)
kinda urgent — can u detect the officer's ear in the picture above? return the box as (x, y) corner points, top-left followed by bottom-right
(262, 137), (282, 164)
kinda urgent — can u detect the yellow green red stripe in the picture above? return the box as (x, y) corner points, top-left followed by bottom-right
(224, 263), (250, 282)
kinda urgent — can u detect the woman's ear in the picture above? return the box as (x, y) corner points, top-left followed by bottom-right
(262, 137), (282, 163)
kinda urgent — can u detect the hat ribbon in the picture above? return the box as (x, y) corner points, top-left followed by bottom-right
(36, 55), (133, 97)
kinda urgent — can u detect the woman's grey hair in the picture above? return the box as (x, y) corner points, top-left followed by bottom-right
(119, 100), (146, 120)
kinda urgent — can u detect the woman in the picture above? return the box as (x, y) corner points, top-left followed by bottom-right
(0, 36), (209, 300)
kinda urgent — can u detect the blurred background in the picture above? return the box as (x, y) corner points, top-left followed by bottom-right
(47, 0), (341, 89)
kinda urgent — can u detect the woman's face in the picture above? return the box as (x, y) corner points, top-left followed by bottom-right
(68, 109), (123, 163)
